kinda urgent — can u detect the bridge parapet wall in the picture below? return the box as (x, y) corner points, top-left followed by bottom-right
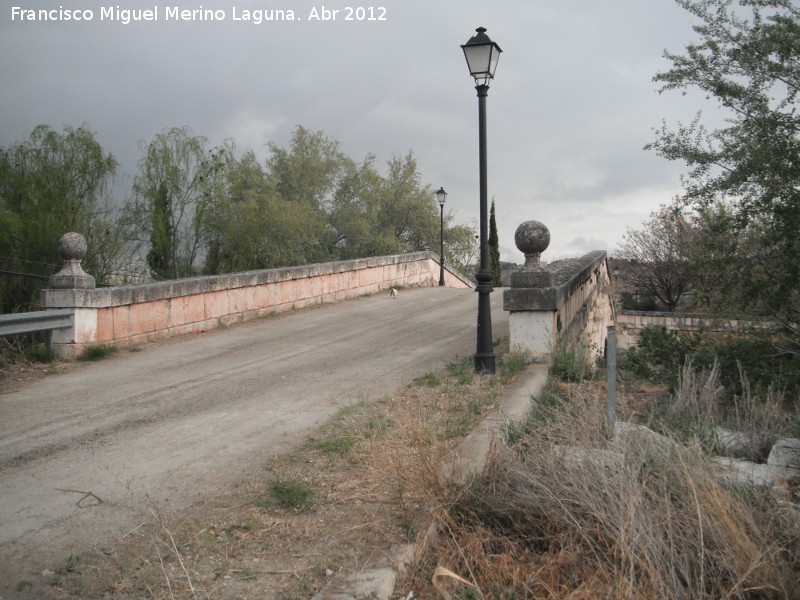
(503, 221), (613, 361)
(40, 234), (471, 358)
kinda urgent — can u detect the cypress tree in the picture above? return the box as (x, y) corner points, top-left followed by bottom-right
(489, 199), (501, 287)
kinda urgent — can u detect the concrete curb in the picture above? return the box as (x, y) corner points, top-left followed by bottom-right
(311, 364), (549, 600)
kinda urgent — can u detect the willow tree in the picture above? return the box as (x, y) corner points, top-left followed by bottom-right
(132, 127), (231, 280)
(0, 124), (121, 311)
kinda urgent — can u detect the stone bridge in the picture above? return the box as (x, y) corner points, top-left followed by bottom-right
(38, 224), (615, 363)
(1, 223), (618, 597)
(40, 234), (472, 358)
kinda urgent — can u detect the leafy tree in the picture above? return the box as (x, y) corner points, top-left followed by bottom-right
(204, 129), (462, 273)
(266, 125), (347, 211)
(488, 199), (501, 287)
(132, 127), (231, 279)
(615, 204), (693, 311)
(374, 152), (440, 255)
(329, 149), (476, 271)
(0, 124), (123, 311)
(146, 180), (173, 280)
(678, 201), (740, 309)
(203, 151), (322, 273)
(648, 0), (800, 318)
(264, 126), (350, 262)
(327, 154), (384, 259)
(445, 223), (480, 277)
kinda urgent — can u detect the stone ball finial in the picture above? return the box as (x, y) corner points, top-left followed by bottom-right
(514, 220), (550, 258)
(58, 232), (88, 262)
(49, 232), (95, 290)
(510, 220), (554, 288)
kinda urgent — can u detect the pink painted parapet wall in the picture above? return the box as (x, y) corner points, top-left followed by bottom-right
(40, 252), (472, 358)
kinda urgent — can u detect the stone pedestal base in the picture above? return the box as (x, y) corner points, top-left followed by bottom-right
(509, 310), (557, 359)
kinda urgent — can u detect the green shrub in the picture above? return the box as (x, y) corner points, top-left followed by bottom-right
(549, 340), (593, 382)
(620, 326), (699, 384)
(694, 336), (800, 400)
(623, 327), (800, 405)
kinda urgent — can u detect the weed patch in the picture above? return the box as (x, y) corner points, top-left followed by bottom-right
(78, 344), (118, 362)
(24, 344), (56, 363)
(497, 351), (528, 384)
(549, 339), (594, 382)
(268, 477), (315, 510)
(414, 371), (441, 387)
(447, 356), (476, 385)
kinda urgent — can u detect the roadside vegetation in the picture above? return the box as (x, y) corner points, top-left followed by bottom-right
(413, 334), (799, 599)
(0, 334), (61, 389)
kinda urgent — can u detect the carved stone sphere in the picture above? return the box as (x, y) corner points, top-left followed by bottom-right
(514, 221), (550, 256)
(58, 232), (88, 262)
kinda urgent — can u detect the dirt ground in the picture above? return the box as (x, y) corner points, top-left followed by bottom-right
(2, 343), (523, 598)
(0, 288), (509, 598)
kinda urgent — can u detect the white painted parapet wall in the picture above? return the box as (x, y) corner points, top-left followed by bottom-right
(40, 233), (472, 358)
(503, 221), (614, 361)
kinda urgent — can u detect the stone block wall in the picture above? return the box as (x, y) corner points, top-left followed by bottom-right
(41, 252), (471, 358)
(615, 311), (770, 351)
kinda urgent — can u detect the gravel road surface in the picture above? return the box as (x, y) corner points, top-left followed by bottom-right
(0, 287), (508, 590)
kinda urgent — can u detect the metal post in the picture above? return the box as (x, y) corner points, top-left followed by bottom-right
(607, 325), (617, 428)
(439, 201), (446, 286)
(474, 84), (495, 373)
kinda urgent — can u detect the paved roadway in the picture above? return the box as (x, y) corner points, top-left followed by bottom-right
(0, 286), (508, 589)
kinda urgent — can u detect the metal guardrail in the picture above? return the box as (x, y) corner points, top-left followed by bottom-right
(0, 309), (72, 337)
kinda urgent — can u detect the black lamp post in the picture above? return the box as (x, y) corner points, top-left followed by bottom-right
(436, 186), (447, 286)
(462, 26), (501, 374)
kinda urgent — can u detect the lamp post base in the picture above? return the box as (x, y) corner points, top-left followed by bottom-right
(474, 269), (495, 374)
(474, 352), (496, 374)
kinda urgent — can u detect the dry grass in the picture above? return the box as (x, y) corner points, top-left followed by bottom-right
(645, 359), (796, 462)
(408, 378), (800, 600)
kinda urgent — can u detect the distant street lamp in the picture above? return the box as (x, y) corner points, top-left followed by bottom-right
(436, 186), (447, 286)
(462, 26), (501, 374)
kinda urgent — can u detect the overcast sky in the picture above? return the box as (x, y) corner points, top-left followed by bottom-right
(0, 0), (711, 262)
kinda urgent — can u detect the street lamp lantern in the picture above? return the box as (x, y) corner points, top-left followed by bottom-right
(436, 187), (447, 286)
(436, 186), (447, 207)
(462, 26), (500, 374)
(461, 27), (502, 87)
